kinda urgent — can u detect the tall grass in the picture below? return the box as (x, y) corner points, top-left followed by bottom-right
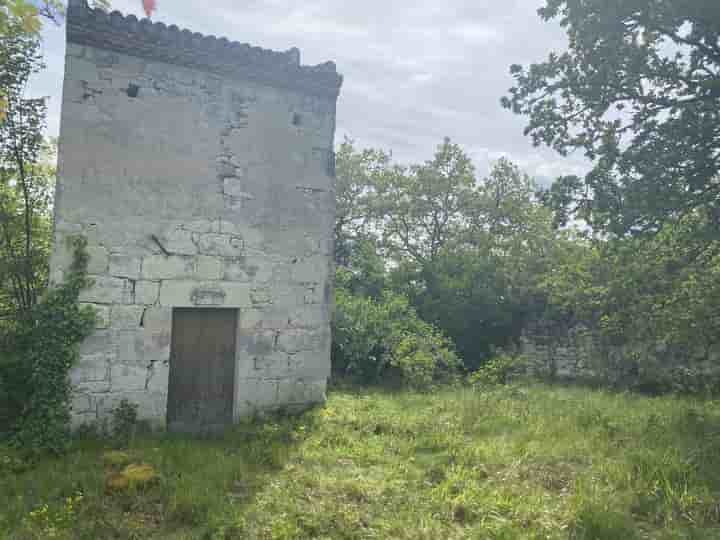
(1, 384), (719, 539)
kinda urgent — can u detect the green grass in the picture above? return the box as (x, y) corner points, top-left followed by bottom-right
(2, 384), (720, 539)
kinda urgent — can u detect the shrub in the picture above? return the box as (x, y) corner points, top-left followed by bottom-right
(332, 285), (460, 388)
(468, 354), (527, 387)
(0, 236), (95, 454)
(111, 399), (139, 447)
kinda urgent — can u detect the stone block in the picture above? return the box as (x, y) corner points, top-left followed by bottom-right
(194, 233), (244, 257)
(159, 280), (250, 307)
(195, 256), (222, 280)
(288, 305), (329, 328)
(71, 352), (112, 392)
(250, 287), (272, 306)
(109, 254), (141, 279)
(79, 331), (115, 356)
(159, 280), (194, 306)
(67, 56), (99, 82)
(79, 276), (129, 304)
(223, 255), (275, 282)
(75, 375), (112, 393)
(277, 378), (326, 405)
(143, 255), (195, 280)
(303, 285), (323, 305)
(162, 228), (197, 255)
(240, 307), (291, 331)
(235, 379), (278, 415)
(289, 351), (331, 380)
(276, 328), (328, 353)
(145, 361), (170, 393)
(182, 219), (217, 234)
(73, 352), (112, 382)
(217, 219), (247, 235)
(238, 330), (277, 356)
(71, 393), (94, 414)
(111, 305), (146, 329)
(135, 280), (160, 305)
(272, 285), (304, 308)
(252, 352), (292, 378)
(87, 245), (109, 274)
(239, 309), (265, 330)
(143, 306), (172, 331)
(291, 256), (328, 284)
(222, 257), (252, 282)
(191, 285), (228, 306)
(66, 43), (86, 59)
(244, 256), (274, 282)
(110, 364), (148, 391)
(223, 178), (254, 200)
(223, 282), (253, 306)
(117, 330), (144, 364)
(143, 323), (171, 361)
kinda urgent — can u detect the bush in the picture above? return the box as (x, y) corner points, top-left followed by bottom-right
(468, 354), (527, 387)
(111, 399), (139, 447)
(332, 285), (460, 388)
(0, 236), (95, 454)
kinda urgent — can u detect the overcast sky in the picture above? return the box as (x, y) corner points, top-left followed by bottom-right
(33, 0), (590, 184)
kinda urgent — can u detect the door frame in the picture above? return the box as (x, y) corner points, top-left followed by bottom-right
(166, 307), (240, 432)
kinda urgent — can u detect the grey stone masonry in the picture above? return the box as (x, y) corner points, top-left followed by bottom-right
(52, 0), (341, 429)
(65, 0), (342, 99)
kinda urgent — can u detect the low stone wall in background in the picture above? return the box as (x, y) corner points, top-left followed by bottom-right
(520, 322), (720, 392)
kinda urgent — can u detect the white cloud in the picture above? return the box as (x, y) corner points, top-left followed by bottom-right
(32, 0), (588, 183)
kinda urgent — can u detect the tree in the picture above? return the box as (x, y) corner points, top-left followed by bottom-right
(400, 157), (559, 368)
(335, 140), (561, 369)
(333, 139), (393, 267)
(0, 32), (53, 318)
(502, 0), (720, 235)
(375, 138), (480, 265)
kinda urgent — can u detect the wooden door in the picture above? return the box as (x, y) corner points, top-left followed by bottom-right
(167, 308), (237, 433)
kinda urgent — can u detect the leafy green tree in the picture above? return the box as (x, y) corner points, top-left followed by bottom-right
(335, 140), (561, 370)
(334, 139), (394, 267)
(502, 0), (720, 234)
(404, 158), (560, 368)
(0, 32), (52, 318)
(0, 25), (95, 451)
(375, 137), (480, 265)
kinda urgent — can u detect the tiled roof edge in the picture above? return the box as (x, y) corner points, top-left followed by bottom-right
(66, 0), (342, 99)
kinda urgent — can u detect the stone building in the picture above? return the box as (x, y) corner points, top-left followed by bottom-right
(49, 0), (342, 431)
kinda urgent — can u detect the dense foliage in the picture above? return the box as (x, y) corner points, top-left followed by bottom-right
(502, 0), (720, 235)
(0, 27), (95, 453)
(332, 133), (720, 391)
(334, 138), (574, 372)
(2, 236), (96, 454)
(333, 267), (459, 388)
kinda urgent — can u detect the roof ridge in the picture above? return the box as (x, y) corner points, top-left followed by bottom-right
(66, 0), (342, 99)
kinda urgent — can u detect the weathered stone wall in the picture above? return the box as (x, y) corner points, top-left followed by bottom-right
(520, 321), (720, 390)
(50, 0), (341, 427)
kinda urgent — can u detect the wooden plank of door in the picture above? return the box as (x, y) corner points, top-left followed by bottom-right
(167, 308), (237, 433)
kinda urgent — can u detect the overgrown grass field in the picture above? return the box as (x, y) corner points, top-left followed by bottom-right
(2, 384), (720, 539)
